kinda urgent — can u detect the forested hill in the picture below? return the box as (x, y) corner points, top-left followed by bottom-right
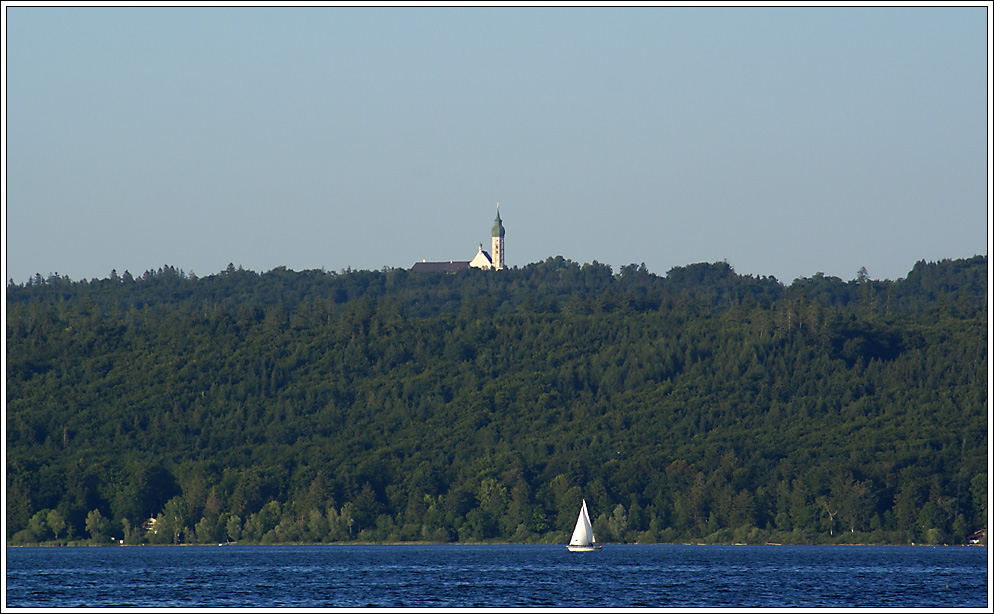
(5, 256), (988, 547)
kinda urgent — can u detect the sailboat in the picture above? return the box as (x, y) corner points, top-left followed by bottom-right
(567, 499), (602, 551)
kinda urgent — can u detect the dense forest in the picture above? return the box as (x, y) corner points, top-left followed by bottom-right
(5, 255), (988, 547)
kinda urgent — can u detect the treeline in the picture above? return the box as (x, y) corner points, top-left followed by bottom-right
(5, 256), (988, 547)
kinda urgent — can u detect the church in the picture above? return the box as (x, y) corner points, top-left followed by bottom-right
(411, 206), (506, 272)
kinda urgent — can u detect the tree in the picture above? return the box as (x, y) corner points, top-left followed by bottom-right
(226, 515), (243, 543)
(970, 474), (987, 528)
(26, 511), (51, 542)
(86, 509), (109, 543)
(730, 490), (756, 529)
(831, 473), (874, 533)
(47, 509), (66, 541)
(160, 496), (190, 544)
(607, 504), (629, 542)
(817, 497), (839, 537)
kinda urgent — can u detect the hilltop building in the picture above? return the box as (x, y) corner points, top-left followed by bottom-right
(490, 207), (505, 270)
(412, 206), (506, 272)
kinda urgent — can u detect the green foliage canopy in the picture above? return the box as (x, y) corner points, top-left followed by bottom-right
(6, 256), (988, 546)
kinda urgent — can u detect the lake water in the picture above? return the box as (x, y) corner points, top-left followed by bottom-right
(4, 544), (989, 608)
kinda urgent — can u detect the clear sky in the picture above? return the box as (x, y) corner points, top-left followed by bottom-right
(4, 4), (991, 285)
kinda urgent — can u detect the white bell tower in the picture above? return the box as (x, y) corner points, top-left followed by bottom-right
(491, 204), (505, 270)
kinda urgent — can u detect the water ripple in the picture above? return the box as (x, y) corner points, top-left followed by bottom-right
(5, 544), (988, 608)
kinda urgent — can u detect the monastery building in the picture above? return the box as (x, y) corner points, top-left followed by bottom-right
(412, 206), (505, 272)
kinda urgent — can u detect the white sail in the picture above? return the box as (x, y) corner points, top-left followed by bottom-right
(568, 499), (598, 549)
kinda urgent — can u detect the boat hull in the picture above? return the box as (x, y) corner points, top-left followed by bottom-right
(567, 544), (602, 552)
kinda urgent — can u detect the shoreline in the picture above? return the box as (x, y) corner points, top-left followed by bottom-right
(8, 541), (985, 548)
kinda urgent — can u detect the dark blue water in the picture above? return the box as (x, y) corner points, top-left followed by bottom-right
(4, 544), (988, 608)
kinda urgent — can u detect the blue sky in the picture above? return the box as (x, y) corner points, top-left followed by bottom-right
(4, 5), (990, 284)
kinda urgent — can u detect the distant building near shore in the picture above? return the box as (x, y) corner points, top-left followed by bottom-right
(412, 205), (506, 272)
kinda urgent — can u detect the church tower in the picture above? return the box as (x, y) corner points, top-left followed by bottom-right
(491, 204), (505, 270)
